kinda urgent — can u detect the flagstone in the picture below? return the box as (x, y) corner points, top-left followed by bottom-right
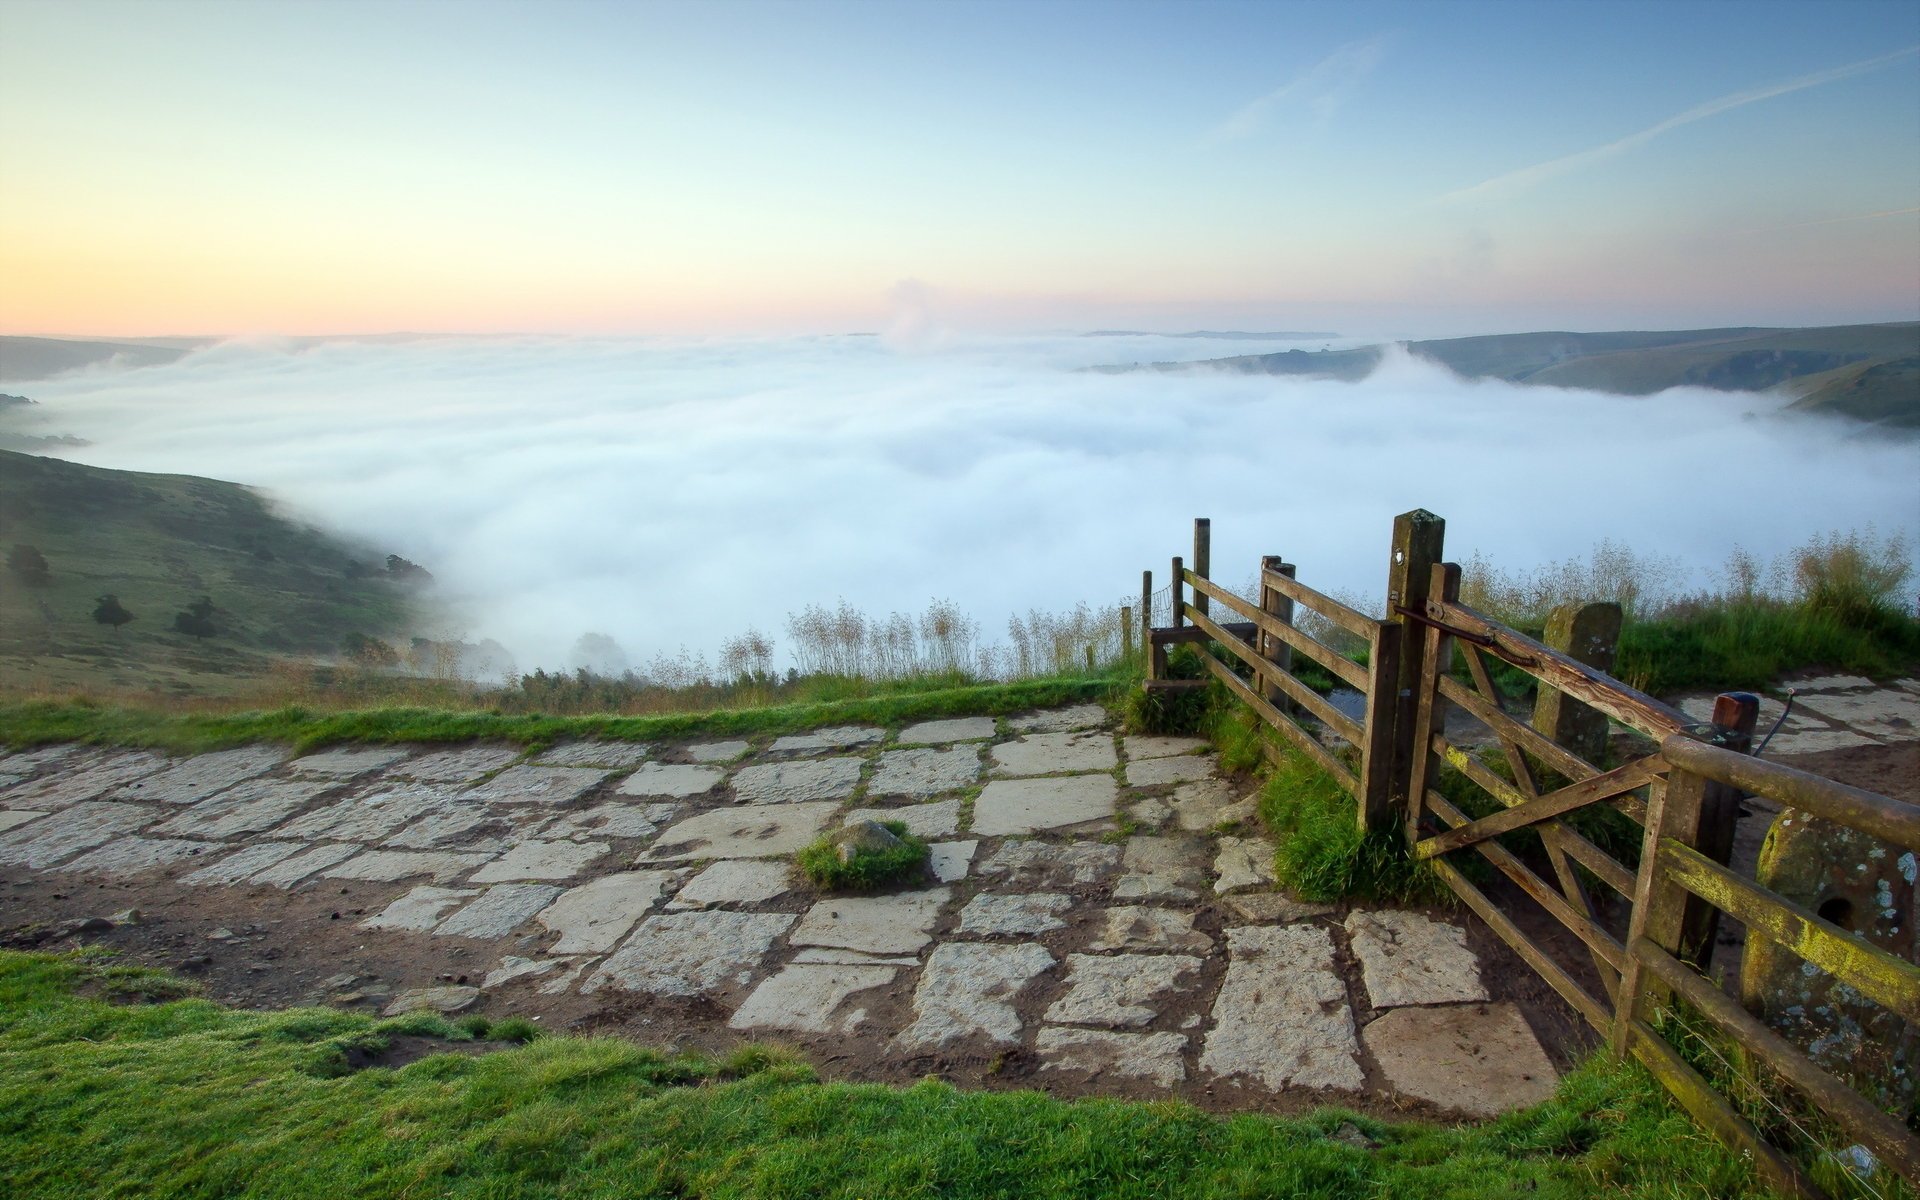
(584, 910), (795, 998)
(791, 888), (952, 956)
(728, 963), (896, 1034)
(1213, 836), (1278, 894)
(181, 840), (307, 886)
(927, 839), (979, 882)
(533, 742), (650, 768)
(976, 840), (1120, 887)
(539, 871), (675, 953)
(1089, 906), (1211, 954)
(1167, 778), (1257, 831)
(896, 942), (1056, 1049)
(362, 885), (478, 932)
(1363, 1003), (1559, 1116)
(1344, 911), (1488, 1008)
(1009, 705), (1107, 733)
(436, 883), (564, 938)
(956, 892), (1074, 937)
(897, 717), (997, 744)
(1112, 836), (1207, 901)
(867, 746), (980, 798)
(108, 747), (286, 805)
(971, 776), (1116, 836)
(1036, 1028), (1187, 1087)
(1125, 754), (1216, 787)
(843, 798), (960, 839)
(613, 763), (725, 799)
(0, 801), (157, 868)
(0, 810), (46, 834)
(1123, 735), (1209, 760)
(323, 850), (492, 883)
(1199, 925), (1363, 1091)
(469, 840), (606, 883)
(768, 725), (883, 754)
(465, 764), (611, 805)
(393, 745), (521, 783)
(665, 859), (793, 910)
(290, 747), (409, 778)
(536, 802), (675, 842)
(249, 842), (362, 887)
(730, 757), (863, 804)
(685, 739), (751, 763)
(1045, 953), (1201, 1028)
(276, 782), (456, 843)
(0, 752), (167, 810)
(63, 837), (214, 875)
(640, 801), (840, 861)
(152, 778), (335, 839)
(990, 731), (1116, 777)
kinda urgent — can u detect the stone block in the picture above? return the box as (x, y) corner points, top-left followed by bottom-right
(1363, 1003), (1558, 1116)
(1344, 911), (1487, 1008)
(990, 731), (1116, 777)
(971, 776), (1116, 836)
(896, 942), (1055, 1049)
(641, 801), (840, 861)
(1199, 925), (1362, 1091)
(868, 746), (981, 798)
(791, 888), (952, 956)
(584, 910), (796, 998)
(730, 758), (863, 804)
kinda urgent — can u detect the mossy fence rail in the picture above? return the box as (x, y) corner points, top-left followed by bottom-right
(1140, 510), (1919, 1199)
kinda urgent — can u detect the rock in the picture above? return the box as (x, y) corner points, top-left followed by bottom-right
(1122, 735), (1210, 760)
(843, 799), (961, 839)
(534, 741), (650, 768)
(481, 955), (567, 989)
(666, 860), (792, 910)
(1212, 836), (1278, 894)
(207, 927), (236, 941)
(1362, 1003), (1558, 1116)
(0, 802), (159, 868)
(616, 763), (725, 798)
(641, 801), (840, 861)
(971, 776), (1117, 836)
(896, 942), (1055, 1049)
(290, 747), (409, 778)
(435, 883), (565, 939)
(538, 871), (673, 953)
(768, 725), (884, 755)
(469, 840), (608, 883)
(107, 908), (140, 925)
(0, 811), (47, 834)
(383, 986), (479, 1016)
(152, 779), (335, 839)
(731, 758), (864, 804)
(1009, 705), (1107, 733)
(897, 717), (997, 745)
(956, 892), (1074, 937)
(1112, 836), (1207, 901)
(1124, 755), (1215, 787)
(464, 765), (610, 805)
(1343, 911), (1487, 1008)
(1089, 906), (1210, 953)
(926, 840), (978, 882)
(361, 885), (477, 932)
(322, 850), (494, 884)
(321, 972), (364, 990)
(790, 888), (952, 956)
(1331, 1122), (1373, 1150)
(727, 963), (896, 1034)
(584, 910), (796, 998)
(1044, 953), (1201, 1027)
(685, 740), (751, 763)
(989, 732), (1117, 777)
(1199, 925), (1362, 1091)
(976, 840), (1119, 887)
(1036, 1027), (1187, 1087)
(867, 746), (981, 797)
(829, 819), (909, 864)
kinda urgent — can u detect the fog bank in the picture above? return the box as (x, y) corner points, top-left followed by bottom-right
(20, 332), (1918, 673)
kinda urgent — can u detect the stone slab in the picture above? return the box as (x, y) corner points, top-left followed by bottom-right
(1793, 674), (1877, 692)
(927, 839), (978, 882)
(990, 731), (1117, 777)
(616, 763), (725, 798)
(469, 840), (607, 883)
(384, 806), (516, 850)
(1045, 953), (1200, 1027)
(1036, 1027), (1187, 1087)
(537, 959), (595, 994)
(1168, 779), (1258, 832)
(730, 758), (863, 804)
(465, 764), (610, 805)
(898, 717), (997, 745)
(791, 887), (952, 956)
(972, 775), (1116, 836)
(482, 955), (571, 989)
(0, 743), (84, 772)
(62, 837), (214, 875)
(394, 746), (521, 783)
(1125, 755), (1216, 787)
(896, 942), (1056, 1049)
(322, 850), (492, 884)
(290, 747), (409, 778)
(1090, 906), (1211, 954)
(769, 725), (884, 755)
(1123, 735), (1210, 761)
(536, 802), (675, 842)
(727, 963), (896, 1034)
(665, 859), (793, 911)
(362, 885), (478, 932)
(957, 892), (1073, 936)
(1767, 728), (1879, 754)
(436, 883), (565, 938)
(151, 778), (335, 839)
(685, 740), (750, 763)
(641, 801), (840, 861)
(384, 986), (478, 1016)
(1225, 893), (1337, 923)
(1792, 688), (1920, 742)
(180, 841), (307, 886)
(868, 746), (981, 798)
(585, 910), (796, 998)
(1363, 1002), (1559, 1116)
(539, 871), (675, 953)
(0, 801), (157, 868)
(1127, 796), (1172, 828)
(1199, 925), (1363, 1091)
(1214, 836), (1278, 894)
(0, 810), (46, 834)
(276, 783), (456, 843)
(1009, 705), (1107, 733)
(0, 752), (167, 810)
(248, 841), (362, 887)
(976, 840), (1120, 887)
(1344, 911), (1488, 1008)
(534, 741), (650, 768)
(843, 799), (960, 839)
(792, 948), (920, 966)
(109, 747), (286, 805)
(1112, 836), (1207, 901)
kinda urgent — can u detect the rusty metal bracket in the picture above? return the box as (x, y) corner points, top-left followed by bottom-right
(1391, 604), (1541, 668)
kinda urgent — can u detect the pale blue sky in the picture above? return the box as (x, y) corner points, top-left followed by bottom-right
(2, 0), (1916, 335)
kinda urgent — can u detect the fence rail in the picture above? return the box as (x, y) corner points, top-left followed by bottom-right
(1138, 512), (1920, 1198)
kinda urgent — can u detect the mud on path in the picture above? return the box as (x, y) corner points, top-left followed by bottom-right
(1, 708), (1571, 1123)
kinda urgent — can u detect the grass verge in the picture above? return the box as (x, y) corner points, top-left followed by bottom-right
(0, 677), (1116, 755)
(1254, 743), (1452, 906)
(0, 948), (1774, 1200)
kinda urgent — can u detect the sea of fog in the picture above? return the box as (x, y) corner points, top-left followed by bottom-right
(20, 331), (1920, 675)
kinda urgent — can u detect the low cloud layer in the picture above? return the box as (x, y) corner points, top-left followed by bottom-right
(20, 332), (1918, 673)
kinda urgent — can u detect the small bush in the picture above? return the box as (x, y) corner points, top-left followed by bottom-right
(1124, 645), (1220, 734)
(1258, 747), (1449, 905)
(796, 820), (929, 891)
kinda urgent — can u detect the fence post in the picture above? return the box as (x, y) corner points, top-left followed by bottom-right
(1400, 562), (1458, 841)
(1121, 606), (1134, 662)
(1613, 762), (1707, 1054)
(1192, 518), (1211, 618)
(1383, 509), (1446, 830)
(1258, 555), (1295, 710)
(1676, 693), (1758, 968)
(1171, 556), (1185, 628)
(1140, 569), (1152, 641)
(1532, 601), (1623, 766)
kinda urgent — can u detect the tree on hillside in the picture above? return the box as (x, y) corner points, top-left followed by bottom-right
(7, 544), (50, 587)
(341, 631), (400, 668)
(172, 595), (218, 639)
(385, 554), (434, 584)
(92, 594), (135, 633)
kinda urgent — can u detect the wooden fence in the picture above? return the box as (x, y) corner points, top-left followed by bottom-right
(1141, 511), (1920, 1198)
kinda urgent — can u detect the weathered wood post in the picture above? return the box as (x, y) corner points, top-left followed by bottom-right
(1532, 601), (1624, 766)
(1191, 518), (1211, 618)
(1140, 568), (1153, 645)
(1614, 761), (1708, 1052)
(1677, 692), (1758, 967)
(1086, 644), (1096, 673)
(1382, 509), (1446, 831)
(1121, 606), (1134, 662)
(1258, 555), (1295, 710)
(1402, 562), (1459, 841)
(1171, 556), (1185, 628)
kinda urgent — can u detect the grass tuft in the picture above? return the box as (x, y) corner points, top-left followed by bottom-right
(796, 820), (931, 891)
(1257, 746), (1450, 906)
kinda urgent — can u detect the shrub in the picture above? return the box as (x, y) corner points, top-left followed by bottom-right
(796, 820), (929, 891)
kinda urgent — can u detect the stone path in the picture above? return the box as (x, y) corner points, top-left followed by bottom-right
(1672, 674), (1920, 755)
(0, 705), (1560, 1116)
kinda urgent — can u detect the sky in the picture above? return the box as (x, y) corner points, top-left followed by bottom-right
(2, 0), (1918, 338)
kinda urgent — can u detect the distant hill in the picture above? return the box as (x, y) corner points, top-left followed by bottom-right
(0, 449), (417, 694)
(0, 336), (196, 382)
(1082, 330), (1341, 340)
(1104, 323), (1920, 428)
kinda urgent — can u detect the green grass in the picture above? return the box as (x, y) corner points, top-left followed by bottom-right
(0, 677), (1117, 755)
(0, 948), (1774, 1200)
(796, 819), (931, 890)
(1255, 745), (1451, 907)
(1616, 597), (1920, 696)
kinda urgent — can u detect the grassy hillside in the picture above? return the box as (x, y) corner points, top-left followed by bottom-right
(0, 449), (414, 695)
